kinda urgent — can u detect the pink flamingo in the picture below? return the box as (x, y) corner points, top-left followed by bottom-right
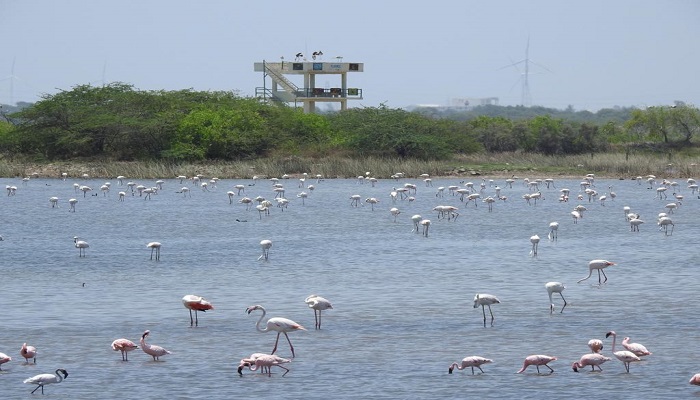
(20, 342), (37, 364)
(237, 353), (271, 375)
(111, 338), (138, 361)
(605, 331), (641, 373)
(0, 352), (11, 370)
(246, 305), (306, 358)
(690, 373), (700, 386)
(622, 336), (652, 357)
(588, 339), (604, 353)
(238, 354), (291, 377)
(140, 330), (171, 361)
(448, 356), (493, 375)
(182, 295), (214, 326)
(572, 353), (611, 372)
(577, 259), (616, 284)
(517, 355), (557, 374)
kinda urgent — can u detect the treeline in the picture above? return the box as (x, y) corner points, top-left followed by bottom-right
(0, 83), (698, 161)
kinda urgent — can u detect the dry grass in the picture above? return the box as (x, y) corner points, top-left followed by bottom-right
(1, 152), (699, 180)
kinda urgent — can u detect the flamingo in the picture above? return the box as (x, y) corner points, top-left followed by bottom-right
(238, 354), (291, 377)
(140, 330), (171, 361)
(517, 355), (557, 374)
(588, 339), (604, 353)
(350, 195), (362, 207)
(24, 369), (68, 394)
(69, 198), (78, 211)
(572, 353), (611, 372)
(630, 218), (644, 232)
(365, 197), (379, 210)
(74, 236), (89, 257)
(548, 222), (559, 240)
(448, 356), (493, 375)
(111, 338), (138, 361)
(0, 352), (11, 370)
(420, 219), (431, 237)
(390, 207), (401, 222)
(577, 259), (616, 284)
(305, 294), (333, 329)
(20, 342), (36, 363)
(237, 353), (271, 375)
(182, 294), (214, 326)
(545, 282), (567, 314)
(529, 234), (540, 256)
(245, 305), (306, 358)
(622, 336), (652, 357)
(658, 216), (674, 235)
(49, 197), (59, 208)
(605, 331), (641, 373)
(258, 239), (272, 261)
(473, 293), (500, 327)
(571, 210), (581, 224)
(690, 373), (700, 386)
(147, 242), (161, 260)
(411, 215), (422, 233)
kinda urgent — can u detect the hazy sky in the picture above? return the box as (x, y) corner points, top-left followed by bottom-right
(1, 1), (698, 111)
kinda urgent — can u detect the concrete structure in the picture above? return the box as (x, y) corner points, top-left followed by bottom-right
(254, 59), (363, 113)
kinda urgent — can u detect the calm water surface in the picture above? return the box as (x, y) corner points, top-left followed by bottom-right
(1, 174), (699, 399)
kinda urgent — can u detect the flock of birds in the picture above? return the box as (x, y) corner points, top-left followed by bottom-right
(2, 169), (700, 393)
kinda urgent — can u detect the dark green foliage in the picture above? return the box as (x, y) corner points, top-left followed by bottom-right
(1, 85), (697, 161)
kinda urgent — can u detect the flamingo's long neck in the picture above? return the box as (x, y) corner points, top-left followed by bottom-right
(54, 370), (64, 383)
(610, 333), (617, 352)
(255, 308), (268, 333)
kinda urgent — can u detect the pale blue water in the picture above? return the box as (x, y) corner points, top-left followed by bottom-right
(1, 174), (699, 398)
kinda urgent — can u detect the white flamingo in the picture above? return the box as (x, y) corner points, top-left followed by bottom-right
(545, 282), (566, 314)
(245, 305), (306, 358)
(305, 294), (333, 329)
(473, 293), (500, 327)
(420, 219), (431, 237)
(24, 369), (68, 394)
(411, 215), (422, 233)
(390, 207), (401, 222)
(577, 259), (615, 284)
(258, 239), (272, 261)
(74, 236), (89, 257)
(622, 336), (652, 357)
(548, 222), (559, 240)
(529, 234), (540, 256)
(605, 331), (641, 373)
(147, 242), (161, 260)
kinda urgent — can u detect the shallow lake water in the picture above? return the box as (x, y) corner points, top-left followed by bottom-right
(1, 173), (699, 398)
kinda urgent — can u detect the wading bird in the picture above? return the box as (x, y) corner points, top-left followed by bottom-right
(448, 356), (493, 375)
(572, 353), (611, 372)
(577, 259), (616, 284)
(517, 355), (557, 374)
(305, 295), (333, 329)
(258, 239), (273, 261)
(147, 242), (161, 260)
(20, 342), (37, 363)
(182, 295), (214, 326)
(545, 282), (567, 314)
(606, 331), (641, 373)
(473, 294), (500, 327)
(111, 338), (138, 361)
(245, 305), (305, 358)
(238, 354), (291, 377)
(140, 330), (171, 361)
(24, 369), (68, 394)
(74, 236), (89, 257)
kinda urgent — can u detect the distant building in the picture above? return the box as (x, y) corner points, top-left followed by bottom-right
(406, 97), (499, 112)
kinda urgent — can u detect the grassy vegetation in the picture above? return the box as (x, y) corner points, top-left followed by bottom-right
(2, 152), (699, 180)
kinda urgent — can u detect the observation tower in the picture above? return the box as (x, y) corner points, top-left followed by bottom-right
(254, 56), (363, 113)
